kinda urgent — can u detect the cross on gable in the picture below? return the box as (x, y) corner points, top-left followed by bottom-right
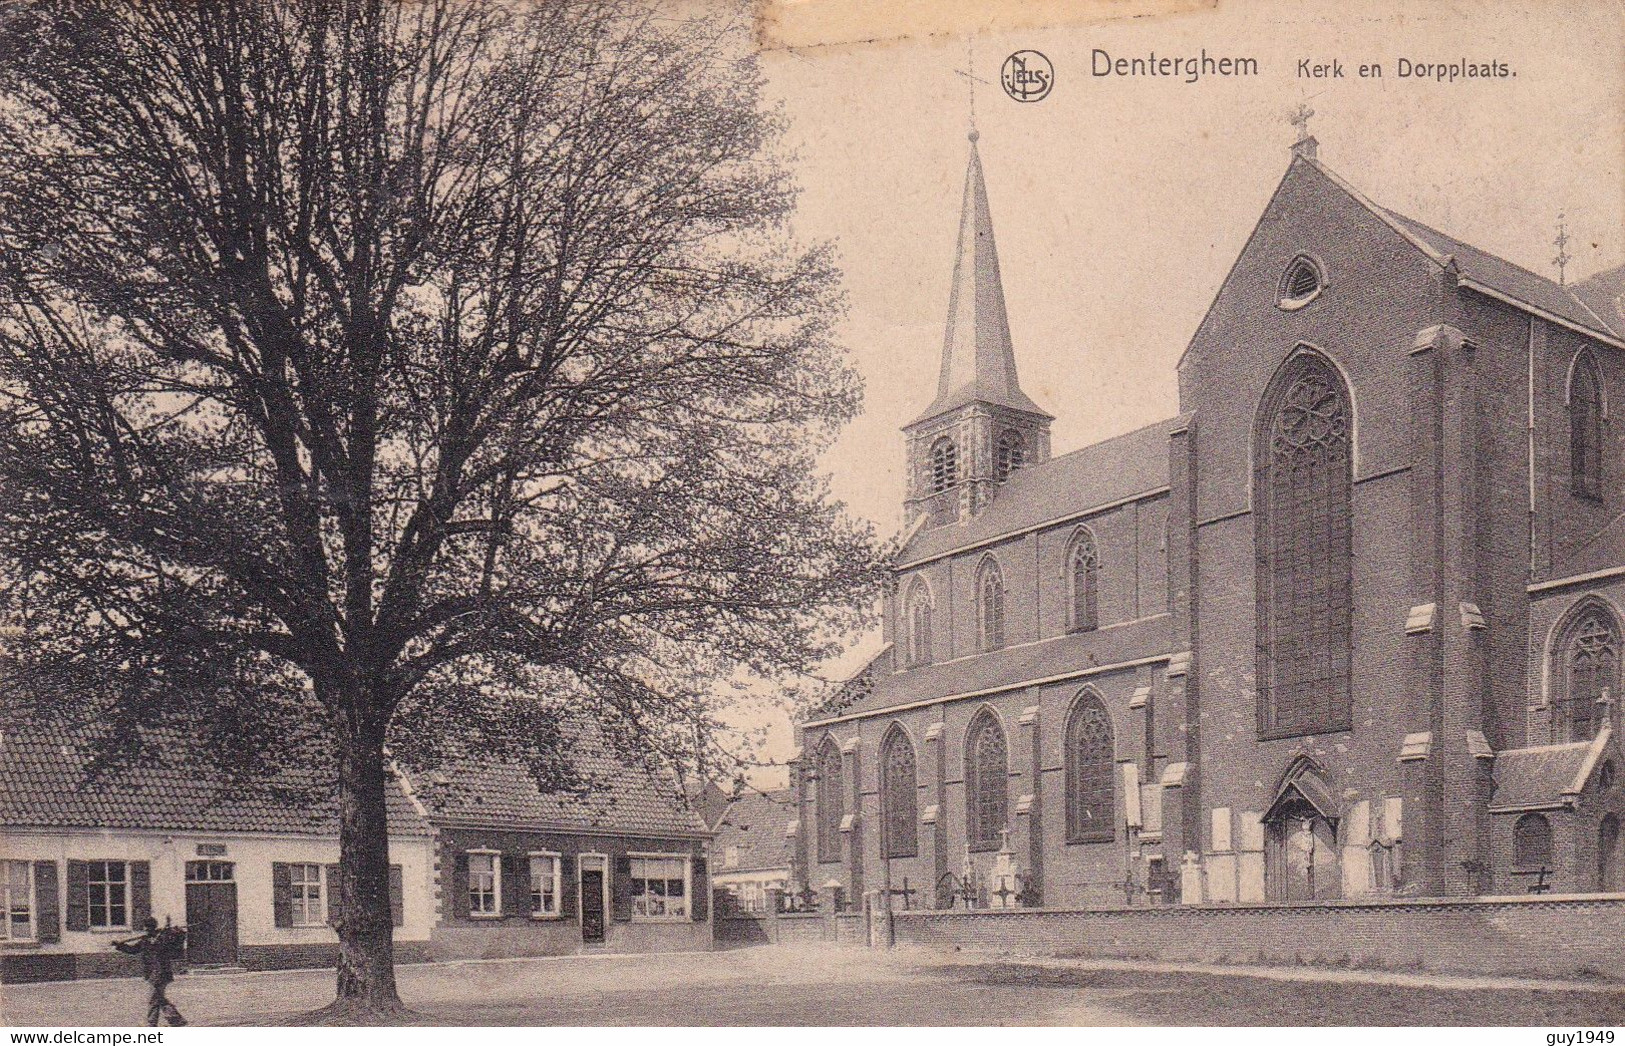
(1289, 102), (1315, 141)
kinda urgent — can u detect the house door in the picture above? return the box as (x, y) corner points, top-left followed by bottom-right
(183, 861), (239, 965)
(580, 868), (606, 943)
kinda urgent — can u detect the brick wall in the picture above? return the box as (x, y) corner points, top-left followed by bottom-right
(891, 895), (1625, 979)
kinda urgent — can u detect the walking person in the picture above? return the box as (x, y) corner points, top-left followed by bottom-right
(113, 917), (189, 1026)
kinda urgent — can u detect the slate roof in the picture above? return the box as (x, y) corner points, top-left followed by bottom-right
(401, 718), (709, 838)
(713, 789), (795, 874)
(0, 727), (431, 837)
(1383, 212), (1623, 342)
(1572, 264), (1625, 333)
(1303, 157), (1622, 345)
(900, 415), (1184, 565)
(808, 614), (1174, 724)
(1489, 728), (1612, 812)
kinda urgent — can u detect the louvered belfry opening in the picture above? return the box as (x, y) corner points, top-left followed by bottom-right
(1255, 352), (1353, 738)
(1280, 256), (1321, 301)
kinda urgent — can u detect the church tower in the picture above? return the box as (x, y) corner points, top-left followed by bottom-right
(904, 130), (1053, 529)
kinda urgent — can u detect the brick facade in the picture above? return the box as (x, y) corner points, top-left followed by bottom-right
(796, 141), (1625, 917)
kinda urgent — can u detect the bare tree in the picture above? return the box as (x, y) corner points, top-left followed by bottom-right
(0, 0), (882, 1017)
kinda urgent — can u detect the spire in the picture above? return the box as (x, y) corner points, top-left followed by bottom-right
(911, 132), (1051, 426)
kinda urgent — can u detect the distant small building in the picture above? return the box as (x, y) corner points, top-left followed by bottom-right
(711, 790), (794, 913)
(0, 726), (437, 984)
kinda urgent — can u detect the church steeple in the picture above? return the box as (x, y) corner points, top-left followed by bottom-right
(904, 132), (1052, 529)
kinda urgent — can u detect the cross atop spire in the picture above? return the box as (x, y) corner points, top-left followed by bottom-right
(1554, 212), (1573, 286)
(954, 36), (991, 138)
(908, 133), (1051, 427)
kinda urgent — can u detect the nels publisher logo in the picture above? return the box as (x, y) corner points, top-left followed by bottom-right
(1001, 50), (1054, 103)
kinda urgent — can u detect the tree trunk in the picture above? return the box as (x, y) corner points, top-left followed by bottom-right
(326, 710), (407, 1018)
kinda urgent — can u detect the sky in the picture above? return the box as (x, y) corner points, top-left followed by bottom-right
(724, 0), (1625, 787)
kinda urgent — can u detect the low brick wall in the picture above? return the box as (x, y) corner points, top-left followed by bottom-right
(715, 914), (773, 947)
(890, 894), (1625, 979)
(775, 912), (831, 945)
(1, 941), (437, 984)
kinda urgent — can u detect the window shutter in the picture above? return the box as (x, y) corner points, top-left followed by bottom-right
(129, 861), (151, 928)
(65, 860), (89, 932)
(611, 855), (633, 922)
(691, 857), (708, 922)
(271, 863), (293, 929)
(325, 863), (344, 926)
(507, 854), (529, 917)
(559, 854), (576, 918)
(33, 861), (60, 942)
(388, 864), (404, 928)
(451, 852), (470, 919)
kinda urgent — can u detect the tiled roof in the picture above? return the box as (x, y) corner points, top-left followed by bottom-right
(1490, 728), (1612, 812)
(713, 789), (795, 873)
(900, 415), (1184, 565)
(808, 614), (1174, 724)
(0, 727), (431, 837)
(401, 718), (709, 838)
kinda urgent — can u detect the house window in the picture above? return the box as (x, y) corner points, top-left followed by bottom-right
(529, 854), (560, 917)
(723, 845), (740, 869)
(1513, 813), (1552, 869)
(467, 852), (500, 916)
(1255, 353), (1353, 738)
(1570, 350), (1604, 499)
(288, 864), (323, 927)
(929, 437), (959, 494)
(185, 860), (234, 882)
(1068, 528), (1100, 633)
(629, 856), (689, 920)
(965, 710), (1008, 852)
(976, 558), (1006, 651)
(1555, 603), (1619, 742)
(881, 726), (918, 859)
(907, 581), (934, 667)
(995, 430), (1026, 483)
(1065, 691), (1116, 844)
(816, 738), (844, 864)
(1, 861), (32, 942)
(87, 860), (128, 930)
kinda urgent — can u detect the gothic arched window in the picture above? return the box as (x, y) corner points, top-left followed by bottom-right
(1065, 690), (1116, 844)
(1255, 353), (1353, 738)
(906, 580), (934, 667)
(815, 738), (844, 864)
(995, 430), (1026, 483)
(880, 726), (918, 859)
(929, 437), (959, 494)
(976, 558), (1006, 652)
(965, 710), (1008, 852)
(1513, 812), (1552, 869)
(1570, 350), (1604, 499)
(1555, 602), (1619, 742)
(1068, 528), (1100, 633)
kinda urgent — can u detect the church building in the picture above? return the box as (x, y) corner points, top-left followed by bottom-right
(793, 125), (1625, 910)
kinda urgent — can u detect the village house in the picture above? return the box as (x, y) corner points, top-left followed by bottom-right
(0, 725), (437, 984)
(711, 790), (794, 913)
